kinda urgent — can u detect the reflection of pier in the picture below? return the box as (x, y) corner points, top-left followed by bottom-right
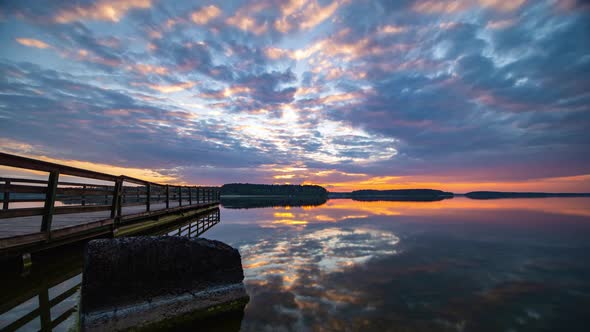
(0, 208), (221, 331)
(155, 208), (220, 237)
(0, 153), (221, 257)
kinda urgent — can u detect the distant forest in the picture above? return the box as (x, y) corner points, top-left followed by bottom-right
(221, 183), (328, 196)
(352, 189), (454, 198)
(350, 189), (454, 201)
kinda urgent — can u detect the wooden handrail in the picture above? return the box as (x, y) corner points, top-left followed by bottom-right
(0, 152), (117, 182)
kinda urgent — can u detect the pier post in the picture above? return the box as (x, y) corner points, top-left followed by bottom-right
(197, 187), (200, 204)
(3, 179), (10, 210)
(111, 178), (123, 227)
(38, 281), (51, 331)
(178, 186), (182, 207)
(40, 171), (59, 235)
(166, 185), (170, 208)
(165, 185), (169, 209)
(146, 184), (151, 212)
(189, 186), (192, 205)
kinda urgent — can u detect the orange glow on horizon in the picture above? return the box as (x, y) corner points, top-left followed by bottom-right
(305, 174), (590, 193)
(1, 142), (589, 193)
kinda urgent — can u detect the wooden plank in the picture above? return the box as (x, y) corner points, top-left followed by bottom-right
(0, 177), (111, 187)
(0, 177), (47, 184)
(56, 205), (112, 214)
(0, 207), (46, 219)
(57, 187), (112, 196)
(40, 171), (59, 234)
(51, 307), (77, 329)
(0, 184), (47, 194)
(1, 305), (40, 332)
(6, 198), (45, 203)
(49, 283), (81, 307)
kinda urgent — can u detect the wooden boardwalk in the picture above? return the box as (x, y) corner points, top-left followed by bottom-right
(0, 152), (221, 256)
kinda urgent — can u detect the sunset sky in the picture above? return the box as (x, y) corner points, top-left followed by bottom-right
(0, 0), (589, 192)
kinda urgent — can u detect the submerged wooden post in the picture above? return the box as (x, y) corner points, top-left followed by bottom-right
(2, 179), (10, 210)
(146, 184), (151, 212)
(165, 185), (169, 209)
(189, 186), (192, 205)
(38, 282), (51, 331)
(196, 187), (200, 204)
(81, 184), (86, 206)
(40, 171), (59, 235)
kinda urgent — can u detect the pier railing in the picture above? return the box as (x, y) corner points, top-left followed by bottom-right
(0, 152), (220, 247)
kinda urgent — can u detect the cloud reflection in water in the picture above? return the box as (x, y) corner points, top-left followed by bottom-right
(240, 227), (399, 331)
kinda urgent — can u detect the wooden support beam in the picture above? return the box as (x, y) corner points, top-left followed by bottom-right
(189, 186), (192, 205)
(40, 171), (59, 235)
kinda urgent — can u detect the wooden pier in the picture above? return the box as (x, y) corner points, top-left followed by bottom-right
(0, 152), (221, 257)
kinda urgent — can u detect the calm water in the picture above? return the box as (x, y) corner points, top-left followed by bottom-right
(2, 197), (590, 331)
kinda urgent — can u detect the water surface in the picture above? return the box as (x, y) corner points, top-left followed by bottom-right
(208, 197), (590, 331)
(1, 197), (589, 331)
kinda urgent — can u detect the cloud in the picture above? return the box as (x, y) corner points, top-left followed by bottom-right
(0, 0), (589, 190)
(15, 38), (50, 49)
(54, 0), (151, 23)
(190, 5), (222, 25)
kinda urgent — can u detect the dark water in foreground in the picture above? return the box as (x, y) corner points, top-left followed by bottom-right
(2, 197), (590, 331)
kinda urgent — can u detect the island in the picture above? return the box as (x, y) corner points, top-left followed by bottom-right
(330, 189), (454, 201)
(220, 183), (328, 208)
(221, 183), (328, 197)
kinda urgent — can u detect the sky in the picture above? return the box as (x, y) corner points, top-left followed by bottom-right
(0, 0), (589, 193)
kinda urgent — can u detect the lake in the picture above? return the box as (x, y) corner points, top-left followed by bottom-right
(1, 197), (590, 331)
